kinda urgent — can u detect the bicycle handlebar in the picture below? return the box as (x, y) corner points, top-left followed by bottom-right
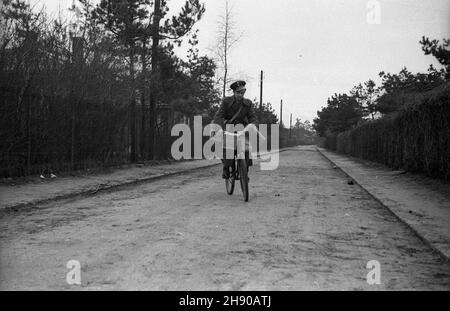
(216, 124), (266, 141)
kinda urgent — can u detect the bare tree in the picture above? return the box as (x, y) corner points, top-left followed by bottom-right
(214, 0), (242, 98)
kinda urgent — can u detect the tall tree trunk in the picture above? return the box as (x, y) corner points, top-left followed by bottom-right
(140, 39), (148, 160)
(129, 46), (137, 163)
(140, 91), (146, 160)
(222, 4), (229, 98)
(71, 92), (75, 170)
(26, 93), (32, 174)
(149, 0), (161, 160)
(223, 64), (227, 98)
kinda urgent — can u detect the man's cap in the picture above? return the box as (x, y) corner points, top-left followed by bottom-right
(230, 80), (246, 91)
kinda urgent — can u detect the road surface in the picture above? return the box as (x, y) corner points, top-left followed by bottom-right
(1, 146), (449, 290)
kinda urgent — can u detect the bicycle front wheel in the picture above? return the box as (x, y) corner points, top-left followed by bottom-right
(225, 165), (235, 195)
(238, 159), (249, 202)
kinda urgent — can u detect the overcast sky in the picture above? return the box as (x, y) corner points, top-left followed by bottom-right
(36, 0), (450, 123)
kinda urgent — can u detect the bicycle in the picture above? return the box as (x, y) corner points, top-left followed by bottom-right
(220, 124), (265, 202)
(222, 130), (250, 202)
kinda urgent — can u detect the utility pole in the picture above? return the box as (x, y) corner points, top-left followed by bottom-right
(280, 99), (283, 128)
(259, 70), (263, 110)
(290, 113), (292, 138)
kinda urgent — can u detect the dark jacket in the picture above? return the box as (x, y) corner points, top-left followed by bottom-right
(214, 96), (258, 128)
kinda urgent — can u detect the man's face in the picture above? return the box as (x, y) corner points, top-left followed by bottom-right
(234, 88), (246, 101)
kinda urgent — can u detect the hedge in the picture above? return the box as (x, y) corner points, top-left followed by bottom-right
(335, 82), (450, 182)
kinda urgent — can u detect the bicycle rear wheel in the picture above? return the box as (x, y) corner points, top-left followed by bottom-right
(238, 159), (249, 202)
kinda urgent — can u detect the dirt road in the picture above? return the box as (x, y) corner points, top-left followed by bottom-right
(1, 146), (449, 290)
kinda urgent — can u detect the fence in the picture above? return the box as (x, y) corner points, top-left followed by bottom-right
(0, 86), (177, 177)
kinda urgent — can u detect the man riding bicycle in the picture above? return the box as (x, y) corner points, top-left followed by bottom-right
(214, 80), (258, 179)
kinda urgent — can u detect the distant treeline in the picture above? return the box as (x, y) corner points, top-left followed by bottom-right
(314, 37), (450, 181)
